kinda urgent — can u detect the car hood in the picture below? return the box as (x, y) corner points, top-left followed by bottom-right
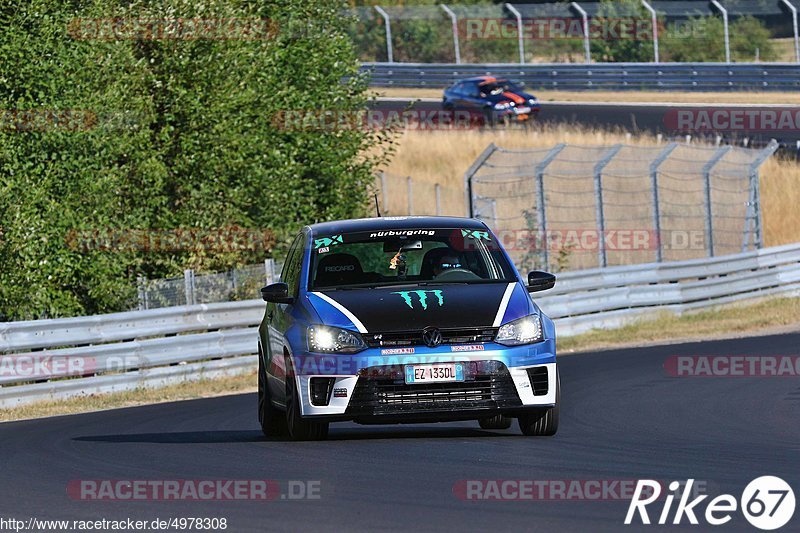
(307, 282), (532, 333)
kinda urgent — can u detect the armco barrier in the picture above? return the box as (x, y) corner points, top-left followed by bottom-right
(1, 242), (799, 407)
(360, 62), (800, 91)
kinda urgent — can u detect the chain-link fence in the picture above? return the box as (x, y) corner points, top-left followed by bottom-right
(347, 2), (798, 65)
(375, 172), (464, 217)
(465, 141), (778, 272)
(135, 260), (281, 310)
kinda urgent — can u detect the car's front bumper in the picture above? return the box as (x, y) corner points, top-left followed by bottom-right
(495, 105), (540, 121)
(291, 340), (556, 421)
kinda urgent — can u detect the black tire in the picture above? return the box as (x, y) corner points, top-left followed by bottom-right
(479, 414), (513, 430)
(258, 346), (287, 438)
(285, 356), (329, 441)
(482, 108), (497, 128)
(518, 371), (560, 436)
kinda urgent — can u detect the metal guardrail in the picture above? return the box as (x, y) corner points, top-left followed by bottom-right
(360, 62), (800, 91)
(1, 243), (799, 407)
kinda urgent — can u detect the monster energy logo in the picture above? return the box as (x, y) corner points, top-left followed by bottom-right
(392, 290), (444, 310)
(314, 234), (343, 249)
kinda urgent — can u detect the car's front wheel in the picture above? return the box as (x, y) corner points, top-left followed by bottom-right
(285, 357), (329, 441)
(478, 414), (512, 430)
(258, 345), (287, 438)
(518, 371), (560, 436)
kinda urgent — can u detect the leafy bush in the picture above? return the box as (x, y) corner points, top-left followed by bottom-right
(662, 15), (775, 62)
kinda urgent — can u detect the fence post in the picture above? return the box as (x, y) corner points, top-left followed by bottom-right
(710, 0), (730, 64)
(380, 172), (388, 214)
(435, 183), (442, 215)
(136, 275), (146, 311)
(440, 5), (461, 64)
(650, 143), (679, 262)
(463, 143), (497, 217)
(373, 6), (394, 63)
(782, 0), (800, 63)
(593, 144), (623, 268)
(264, 258), (277, 284)
(535, 144), (567, 270)
(183, 269), (195, 306)
(570, 2), (591, 63)
(505, 3), (525, 64)
(701, 146), (732, 257)
(406, 176), (413, 215)
(744, 140), (779, 250)
(641, 0), (659, 63)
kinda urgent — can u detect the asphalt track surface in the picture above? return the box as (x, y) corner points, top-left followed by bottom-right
(1, 331), (799, 532)
(372, 98), (800, 149)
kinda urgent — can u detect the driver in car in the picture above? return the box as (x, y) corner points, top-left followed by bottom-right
(433, 255), (463, 278)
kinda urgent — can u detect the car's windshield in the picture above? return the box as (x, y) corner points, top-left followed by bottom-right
(480, 80), (523, 96)
(309, 227), (516, 290)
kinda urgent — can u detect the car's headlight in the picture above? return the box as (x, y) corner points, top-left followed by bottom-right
(495, 314), (543, 346)
(528, 98), (537, 105)
(307, 325), (366, 353)
(494, 102), (512, 110)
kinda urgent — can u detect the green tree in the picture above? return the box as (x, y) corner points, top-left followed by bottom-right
(0, 0), (391, 320)
(589, 0), (655, 62)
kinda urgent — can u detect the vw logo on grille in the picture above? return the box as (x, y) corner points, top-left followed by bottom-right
(422, 328), (443, 348)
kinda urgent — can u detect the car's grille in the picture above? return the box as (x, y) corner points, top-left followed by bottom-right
(346, 360), (521, 416)
(526, 366), (549, 396)
(364, 327), (498, 348)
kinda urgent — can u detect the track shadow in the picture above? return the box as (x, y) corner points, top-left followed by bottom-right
(74, 426), (517, 444)
(74, 431), (263, 444)
(325, 426), (516, 441)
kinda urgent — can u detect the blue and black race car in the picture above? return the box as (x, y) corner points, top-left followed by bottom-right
(443, 76), (540, 125)
(258, 216), (558, 440)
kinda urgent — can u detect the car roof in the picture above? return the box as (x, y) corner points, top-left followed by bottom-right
(456, 76), (509, 85)
(308, 216), (488, 236)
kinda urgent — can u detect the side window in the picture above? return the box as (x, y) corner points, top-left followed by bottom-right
(280, 233), (304, 297)
(469, 83), (481, 98)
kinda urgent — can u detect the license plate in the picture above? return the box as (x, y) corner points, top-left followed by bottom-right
(405, 363), (464, 384)
(516, 114), (529, 120)
(515, 106), (531, 114)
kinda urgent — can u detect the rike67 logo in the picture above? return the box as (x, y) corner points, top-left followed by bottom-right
(626, 477), (795, 530)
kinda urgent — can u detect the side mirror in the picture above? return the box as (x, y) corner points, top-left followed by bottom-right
(260, 282), (294, 304)
(527, 271), (556, 292)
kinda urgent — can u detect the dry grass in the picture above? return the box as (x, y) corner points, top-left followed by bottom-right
(0, 372), (256, 423)
(375, 87), (800, 105)
(380, 126), (800, 247)
(759, 155), (800, 247)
